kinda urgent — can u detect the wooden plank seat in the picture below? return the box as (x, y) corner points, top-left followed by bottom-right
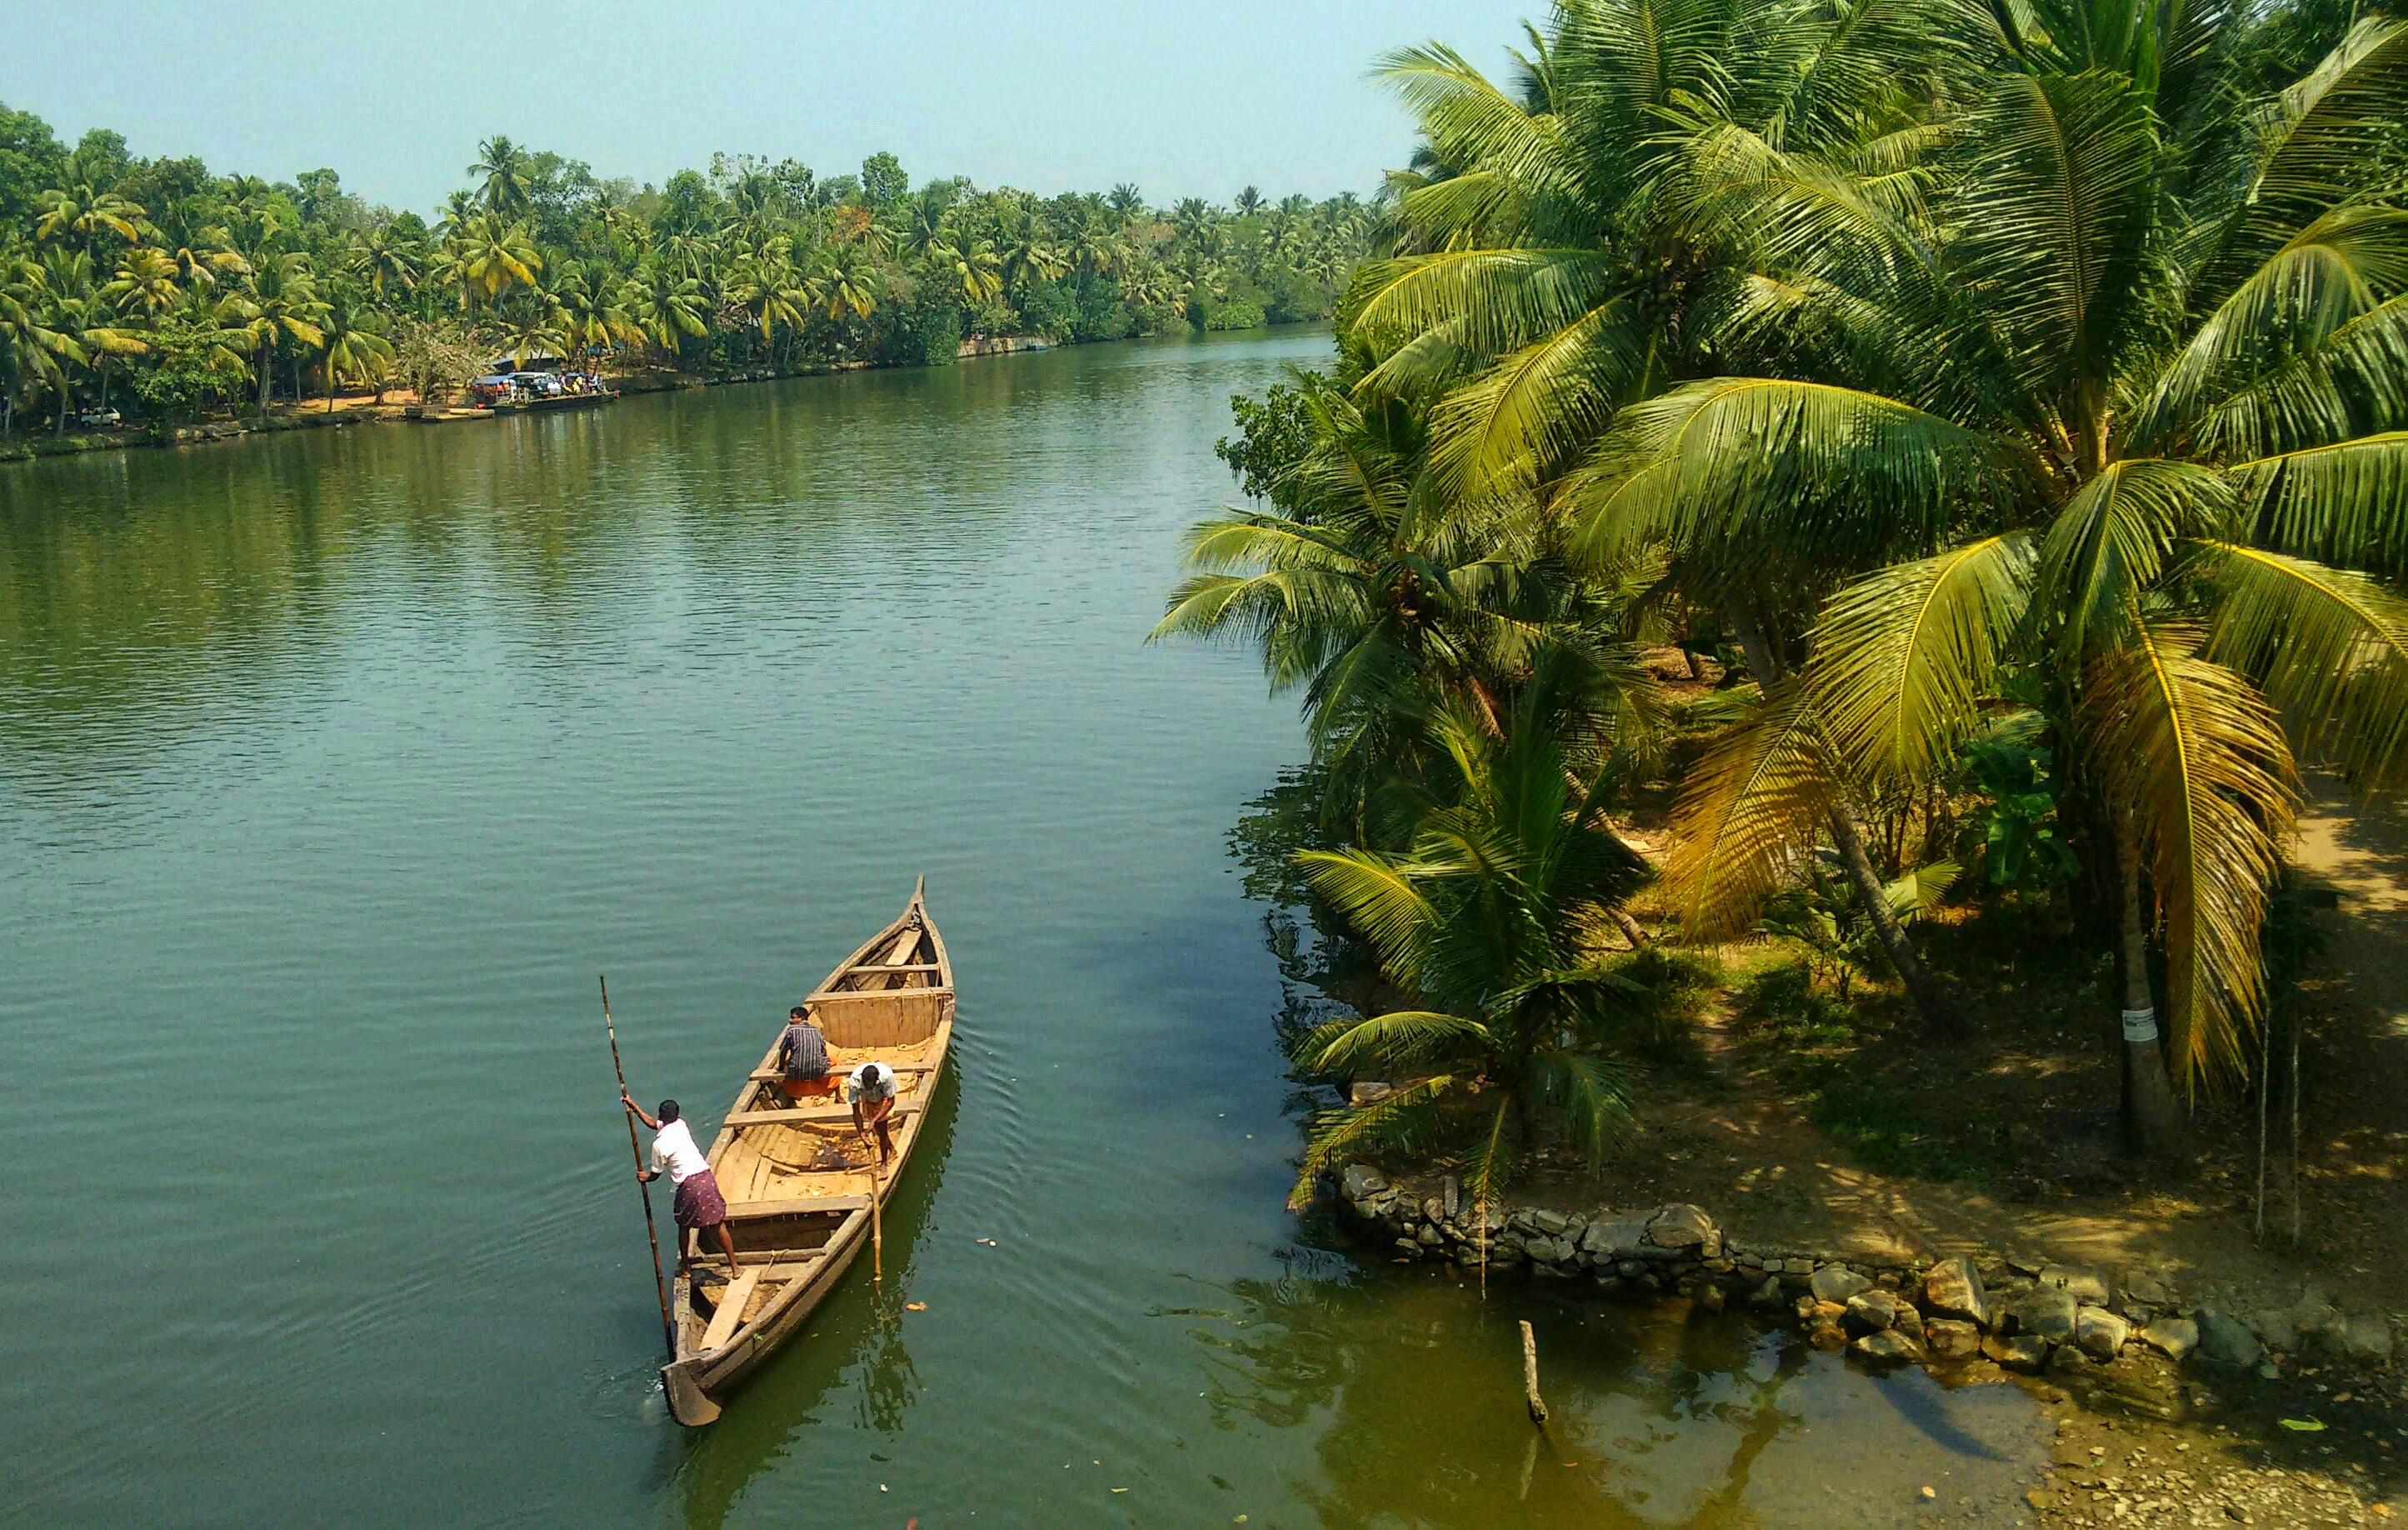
(697, 1267), (764, 1353)
(747, 1061), (938, 1083)
(721, 1098), (927, 1129)
(722, 1194), (870, 1220)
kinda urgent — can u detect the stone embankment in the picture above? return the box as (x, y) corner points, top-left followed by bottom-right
(1335, 1164), (2399, 1398)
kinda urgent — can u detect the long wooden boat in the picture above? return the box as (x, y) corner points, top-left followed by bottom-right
(661, 879), (954, 1427)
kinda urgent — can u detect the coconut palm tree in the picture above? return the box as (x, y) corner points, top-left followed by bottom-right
(352, 222), (423, 302)
(470, 136), (533, 218)
(454, 214), (540, 317)
(0, 248), (82, 435)
(1343, 0), (1995, 1032)
(1235, 186), (1266, 219)
(930, 238), (1003, 307)
(102, 246), (181, 327)
(226, 250), (328, 412)
(1617, 10), (2408, 1154)
(627, 258), (707, 361)
(1107, 183), (1146, 224)
(1283, 672), (1651, 1208)
(315, 298), (393, 408)
(34, 181), (146, 260)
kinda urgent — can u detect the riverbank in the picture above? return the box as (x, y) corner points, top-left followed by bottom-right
(1325, 1182), (2402, 1522)
(0, 327), (1239, 465)
(1299, 677), (2408, 1520)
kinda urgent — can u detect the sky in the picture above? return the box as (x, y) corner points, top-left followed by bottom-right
(0, 1), (1537, 215)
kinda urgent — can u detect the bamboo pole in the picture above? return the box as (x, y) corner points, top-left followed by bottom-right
(602, 976), (677, 1362)
(1520, 1320), (1549, 1424)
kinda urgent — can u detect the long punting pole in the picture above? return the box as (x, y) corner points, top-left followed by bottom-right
(602, 975), (677, 1362)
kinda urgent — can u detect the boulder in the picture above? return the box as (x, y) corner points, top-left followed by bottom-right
(1983, 1332), (2053, 1373)
(1853, 1328), (1923, 1364)
(1349, 1080), (1395, 1107)
(2122, 1270), (2173, 1307)
(2004, 1287), (2080, 1346)
(1748, 1276), (1788, 1311)
(2037, 1266), (2111, 1306)
(1525, 1208), (1571, 1238)
(1696, 1284), (1727, 1314)
(1581, 1215), (1654, 1262)
(2193, 1308), (2266, 1370)
(1926, 1319), (1982, 1358)
(1441, 1177), (1459, 1218)
(1393, 1238), (1423, 1257)
(1422, 1197), (1446, 1223)
(1845, 1290), (1913, 1333)
(1649, 1203), (1717, 1252)
(1341, 1165), (1387, 1202)
(1811, 1265), (1874, 1305)
(1923, 1256), (1992, 1329)
(1524, 1235), (1576, 1266)
(2255, 1308), (2300, 1352)
(2335, 1314), (2396, 1365)
(2076, 1306), (2132, 1362)
(1808, 1319), (1849, 1350)
(2139, 1316), (2197, 1362)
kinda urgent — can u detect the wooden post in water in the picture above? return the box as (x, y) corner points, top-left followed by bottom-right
(602, 976), (677, 1362)
(1519, 1320), (1549, 1425)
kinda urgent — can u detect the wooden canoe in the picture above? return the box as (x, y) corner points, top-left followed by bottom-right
(661, 879), (954, 1427)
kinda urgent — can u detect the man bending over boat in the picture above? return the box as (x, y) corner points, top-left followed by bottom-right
(847, 1061), (900, 1168)
(777, 1005), (837, 1102)
(622, 1092), (739, 1274)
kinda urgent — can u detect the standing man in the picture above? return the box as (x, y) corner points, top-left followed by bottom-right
(622, 1092), (739, 1275)
(847, 1061), (900, 1168)
(777, 1005), (836, 1102)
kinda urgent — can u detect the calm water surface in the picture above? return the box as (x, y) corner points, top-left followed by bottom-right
(0, 329), (2045, 1525)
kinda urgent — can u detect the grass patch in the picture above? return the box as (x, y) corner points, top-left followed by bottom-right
(1736, 957), (1996, 1186)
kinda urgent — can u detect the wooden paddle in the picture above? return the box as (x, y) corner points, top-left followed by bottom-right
(602, 975), (677, 1362)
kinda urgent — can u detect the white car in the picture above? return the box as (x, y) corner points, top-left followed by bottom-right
(77, 408), (122, 428)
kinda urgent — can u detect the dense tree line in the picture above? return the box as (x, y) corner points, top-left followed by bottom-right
(0, 113), (1372, 432)
(1161, 0), (2408, 1200)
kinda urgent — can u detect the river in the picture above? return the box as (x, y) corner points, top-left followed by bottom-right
(0, 328), (2045, 1525)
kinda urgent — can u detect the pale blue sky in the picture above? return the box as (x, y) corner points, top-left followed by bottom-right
(2, 1), (1538, 213)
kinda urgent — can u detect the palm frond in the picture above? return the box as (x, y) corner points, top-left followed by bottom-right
(2197, 17), (2408, 306)
(1296, 847), (1443, 987)
(1561, 376), (2004, 571)
(2038, 458), (2231, 659)
(2231, 431), (2408, 578)
(1526, 1048), (1636, 1161)
(1806, 533), (2038, 787)
(1451, 1095), (1521, 1209)
(1289, 1076), (1456, 1211)
(1661, 680), (1838, 938)
(1296, 1010), (1492, 1074)
(1425, 296), (1646, 500)
(2137, 207), (2408, 453)
(2079, 623), (2297, 1088)
(2196, 541), (2408, 789)
(1952, 68), (2159, 402)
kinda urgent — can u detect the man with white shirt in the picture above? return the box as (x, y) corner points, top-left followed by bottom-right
(622, 1092), (738, 1274)
(847, 1061), (900, 1168)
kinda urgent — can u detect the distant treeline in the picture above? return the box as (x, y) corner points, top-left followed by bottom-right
(0, 109), (1374, 430)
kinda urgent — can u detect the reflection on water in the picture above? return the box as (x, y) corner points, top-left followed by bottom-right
(0, 328), (2045, 1524)
(1187, 1261), (2047, 1526)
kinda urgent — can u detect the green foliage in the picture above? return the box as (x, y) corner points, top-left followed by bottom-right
(0, 102), (1373, 432)
(1952, 719), (2080, 898)
(1214, 375), (1331, 508)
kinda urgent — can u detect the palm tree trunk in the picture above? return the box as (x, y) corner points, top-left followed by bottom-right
(1728, 602), (1960, 1035)
(2114, 803), (2191, 1159)
(257, 348), (272, 415)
